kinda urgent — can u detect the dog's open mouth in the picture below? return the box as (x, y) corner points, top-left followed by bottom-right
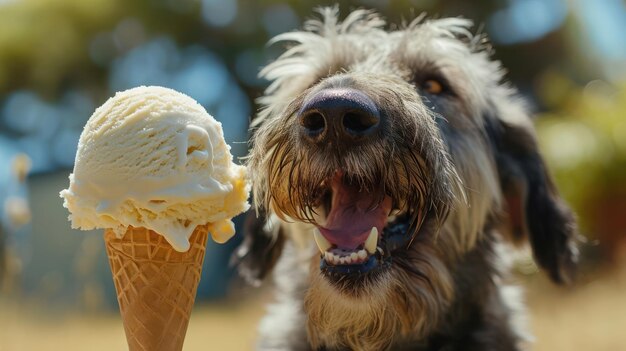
(310, 171), (414, 277)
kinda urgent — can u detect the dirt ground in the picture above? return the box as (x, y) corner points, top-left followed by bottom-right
(1, 266), (625, 351)
(524, 265), (626, 351)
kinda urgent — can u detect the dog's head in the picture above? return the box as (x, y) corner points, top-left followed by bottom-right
(238, 7), (578, 348)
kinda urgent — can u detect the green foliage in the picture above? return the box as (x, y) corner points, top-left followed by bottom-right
(536, 72), (626, 235)
(0, 0), (125, 96)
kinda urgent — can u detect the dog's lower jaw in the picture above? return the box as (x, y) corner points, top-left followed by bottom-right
(304, 243), (454, 351)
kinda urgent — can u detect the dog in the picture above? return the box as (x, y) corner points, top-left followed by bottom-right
(233, 7), (578, 351)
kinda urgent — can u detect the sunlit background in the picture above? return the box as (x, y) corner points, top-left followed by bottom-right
(0, 0), (625, 350)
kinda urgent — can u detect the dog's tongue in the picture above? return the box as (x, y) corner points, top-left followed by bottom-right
(318, 174), (391, 250)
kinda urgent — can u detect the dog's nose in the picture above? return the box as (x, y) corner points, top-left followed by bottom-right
(299, 88), (380, 144)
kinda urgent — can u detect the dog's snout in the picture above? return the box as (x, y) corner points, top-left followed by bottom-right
(299, 88), (380, 144)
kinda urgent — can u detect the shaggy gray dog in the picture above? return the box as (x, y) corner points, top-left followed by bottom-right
(234, 7), (578, 351)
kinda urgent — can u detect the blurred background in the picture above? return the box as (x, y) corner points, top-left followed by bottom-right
(0, 0), (625, 350)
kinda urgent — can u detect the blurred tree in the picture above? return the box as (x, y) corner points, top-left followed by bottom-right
(0, 0), (598, 102)
(0, 0), (123, 97)
(537, 76), (626, 263)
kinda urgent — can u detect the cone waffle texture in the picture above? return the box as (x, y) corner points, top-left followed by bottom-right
(104, 225), (208, 351)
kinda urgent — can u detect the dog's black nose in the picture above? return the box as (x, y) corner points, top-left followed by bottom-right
(299, 88), (380, 144)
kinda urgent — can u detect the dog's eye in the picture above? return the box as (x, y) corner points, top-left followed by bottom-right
(422, 79), (444, 95)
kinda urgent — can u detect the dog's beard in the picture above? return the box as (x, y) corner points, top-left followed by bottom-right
(257, 126), (446, 293)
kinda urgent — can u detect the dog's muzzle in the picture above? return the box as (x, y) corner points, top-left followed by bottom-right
(294, 88), (416, 279)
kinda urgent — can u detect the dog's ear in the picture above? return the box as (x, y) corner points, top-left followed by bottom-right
(230, 209), (285, 286)
(487, 114), (579, 285)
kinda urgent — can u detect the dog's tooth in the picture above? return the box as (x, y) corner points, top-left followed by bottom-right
(350, 252), (358, 261)
(345, 256), (353, 264)
(364, 227), (378, 254)
(313, 228), (332, 254)
(377, 247), (384, 256)
(357, 249), (367, 260)
(339, 257), (346, 265)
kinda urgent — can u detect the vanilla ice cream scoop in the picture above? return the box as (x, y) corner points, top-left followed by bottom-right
(60, 86), (250, 251)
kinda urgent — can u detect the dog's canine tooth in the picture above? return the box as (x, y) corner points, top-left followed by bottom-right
(313, 228), (332, 254)
(364, 227), (378, 254)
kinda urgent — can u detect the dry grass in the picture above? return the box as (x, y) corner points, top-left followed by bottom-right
(1, 267), (625, 350)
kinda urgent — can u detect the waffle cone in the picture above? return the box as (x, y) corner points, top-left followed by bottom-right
(104, 225), (209, 351)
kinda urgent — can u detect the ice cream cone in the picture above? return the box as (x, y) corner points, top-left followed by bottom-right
(61, 87), (250, 349)
(104, 224), (209, 351)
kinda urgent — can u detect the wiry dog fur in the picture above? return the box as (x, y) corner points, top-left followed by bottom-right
(234, 7), (578, 351)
